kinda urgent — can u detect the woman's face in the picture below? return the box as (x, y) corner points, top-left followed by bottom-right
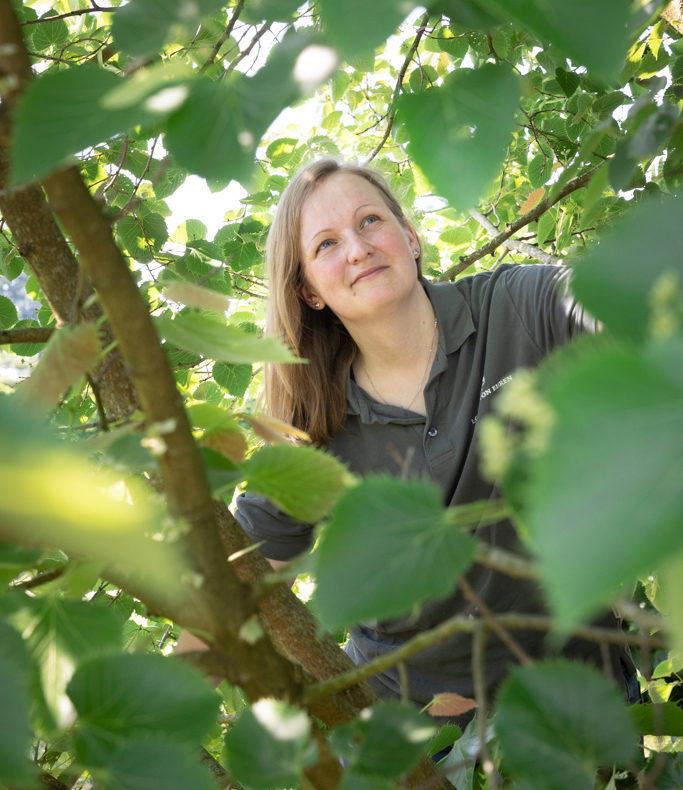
(298, 172), (420, 325)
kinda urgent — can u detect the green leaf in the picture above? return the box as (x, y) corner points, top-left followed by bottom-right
(169, 219), (207, 244)
(200, 448), (244, 497)
(153, 162), (188, 199)
(320, 0), (419, 59)
(427, 724), (462, 758)
(397, 65), (520, 213)
(112, 0), (226, 59)
(31, 16), (69, 52)
(0, 294), (18, 330)
(11, 65), (155, 186)
(528, 154), (553, 189)
(68, 653), (219, 765)
(155, 312), (298, 364)
(592, 90), (628, 118)
(223, 239), (260, 271)
(496, 661), (637, 790)
(314, 477), (477, 628)
(266, 137), (299, 167)
(555, 67), (580, 97)
(105, 740), (215, 790)
(241, 443), (348, 523)
(438, 226), (471, 251)
(0, 541), (42, 573)
(527, 344), (683, 625)
(0, 653), (33, 786)
(437, 32), (469, 60)
(117, 213), (169, 262)
(213, 362), (252, 398)
(331, 702), (436, 778)
(223, 699), (316, 790)
(571, 193), (683, 343)
(167, 31), (313, 184)
(475, 0), (631, 78)
(631, 702), (683, 737)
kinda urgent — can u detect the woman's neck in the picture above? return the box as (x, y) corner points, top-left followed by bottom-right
(347, 283), (437, 412)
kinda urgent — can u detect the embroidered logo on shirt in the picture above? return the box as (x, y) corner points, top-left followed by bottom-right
(471, 375), (514, 424)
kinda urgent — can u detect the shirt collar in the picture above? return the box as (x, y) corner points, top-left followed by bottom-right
(344, 279), (477, 421)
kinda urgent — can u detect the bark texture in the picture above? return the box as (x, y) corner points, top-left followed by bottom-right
(662, 0), (683, 34)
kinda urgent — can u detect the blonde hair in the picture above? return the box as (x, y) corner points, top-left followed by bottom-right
(264, 158), (423, 447)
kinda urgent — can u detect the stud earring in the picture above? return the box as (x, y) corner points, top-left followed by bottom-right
(413, 249), (420, 257)
(313, 302), (320, 309)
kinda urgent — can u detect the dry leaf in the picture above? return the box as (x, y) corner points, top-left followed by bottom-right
(16, 323), (100, 411)
(202, 427), (249, 463)
(427, 692), (478, 717)
(519, 187), (545, 215)
(163, 282), (232, 313)
(239, 413), (310, 444)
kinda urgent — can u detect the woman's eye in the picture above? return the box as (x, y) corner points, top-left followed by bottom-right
(317, 239), (333, 253)
(362, 215), (379, 228)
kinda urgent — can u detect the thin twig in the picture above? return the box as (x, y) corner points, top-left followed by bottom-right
(200, 0), (245, 73)
(11, 567), (65, 590)
(110, 138), (160, 222)
(303, 612), (667, 703)
(365, 11), (430, 164)
(459, 576), (534, 666)
(437, 164), (602, 282)
(472, 624), (499, 790)
(0, 327), (53, 345)
(87, 374), (109, 431)
(469, 209), (563, 266)
(223, 21), (272, 79)
(20, 5), (117, 24)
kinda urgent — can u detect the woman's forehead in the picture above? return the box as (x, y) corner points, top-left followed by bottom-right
(300, 172), (388, 230)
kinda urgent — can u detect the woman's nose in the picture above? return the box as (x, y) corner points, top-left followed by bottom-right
(345, 230), (372, 264)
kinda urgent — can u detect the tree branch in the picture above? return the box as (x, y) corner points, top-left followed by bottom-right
(304, 611), (668, 704)
(365, 11), (430, 164)
(200, 0), (245, 74)
(437, 164), (602, 282)
(12, 567), (65, 590)
(0, 326), (53, 345)
(223, 21), (272, 79)
(469, 208), (563, 266)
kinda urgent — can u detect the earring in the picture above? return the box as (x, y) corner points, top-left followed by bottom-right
(413, 249), (420, 257)
(313, 302), (320, 309)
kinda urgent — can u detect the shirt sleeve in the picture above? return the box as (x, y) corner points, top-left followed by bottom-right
(501, 263), (598, 354)
(233, 491), (315, 561)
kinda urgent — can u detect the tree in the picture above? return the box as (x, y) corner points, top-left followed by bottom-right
(0, 0), (682, 788)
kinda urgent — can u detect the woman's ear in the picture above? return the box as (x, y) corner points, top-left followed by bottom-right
(297, 281), (324, 311)
(404, 220), (419, 254)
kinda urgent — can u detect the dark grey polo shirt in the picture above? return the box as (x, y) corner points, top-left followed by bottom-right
(235, 264), (633, 718)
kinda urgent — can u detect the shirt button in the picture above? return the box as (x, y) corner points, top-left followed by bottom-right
(427, 426), (438, 437)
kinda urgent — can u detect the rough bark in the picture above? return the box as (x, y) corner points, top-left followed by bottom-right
(662, 0), (683, 34)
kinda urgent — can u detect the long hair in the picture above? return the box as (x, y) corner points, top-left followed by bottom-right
(264, 158), (423, 447)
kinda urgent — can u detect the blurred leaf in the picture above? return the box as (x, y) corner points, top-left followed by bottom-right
(528, 343), (683, 625)
(528, 154), (553, 189)
(200, 448), (244, 497)
(555, 67), (580, 97)
(154, 312), (299, 363)
(213, 362), (252, 398)
(11, 66), (155, 186)
(320, 0), (419, 59)
(0, 541), (42, 573)
(475, 0), (630, 78)
(68, 653), (219, 765)
(105, 740), (215, 790)
(239, 413), (310, 444)
(0, 653), (33, 786)
(397, 66), (520, 213)
(0, 295), (18, 330)
(16, 323), (100, 412)
(314, 477), (477, 628)
(330, 702), (435, 778)
(496, 661), (637, 790)
(241, 443), (348, 523)
(438, 226), (471, 250)
(112, 0), (226, 58)
(163, 283), (231, 313)
(223, 699), (316, 790)
(571, 193), (683, 343)
(242, 0), (302, 24)
(631, 702), (683, 736)
(519, 187), (544, 214)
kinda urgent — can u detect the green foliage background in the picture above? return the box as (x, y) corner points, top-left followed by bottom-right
(1, 0), (683, 788)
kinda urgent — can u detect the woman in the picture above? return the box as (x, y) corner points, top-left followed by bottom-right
(234, 158), (638, 721)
